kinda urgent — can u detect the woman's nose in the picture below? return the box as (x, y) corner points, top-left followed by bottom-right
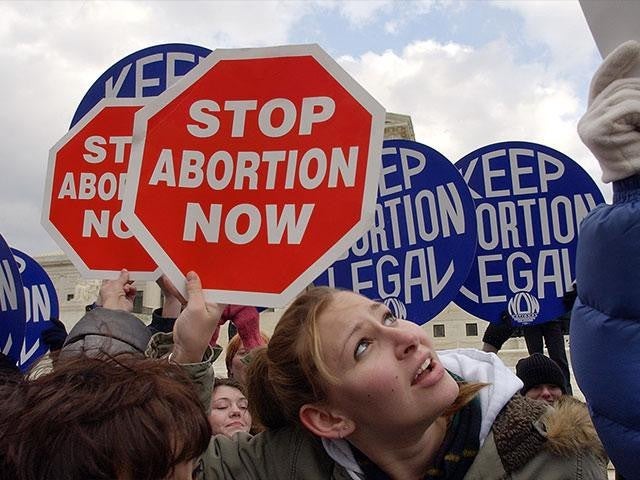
(391, 327), (419, 359)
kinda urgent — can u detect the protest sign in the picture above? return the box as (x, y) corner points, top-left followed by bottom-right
(11, 249), (59, 370)
(43, 100), (159, 279)
(315, 139), (477, 324)
(71, 43), (211, 127)
(122, 44), (385, 306)
(0, 234), (25, 364)
(44, 44), (212, 279)
(454, 141), (604, 325)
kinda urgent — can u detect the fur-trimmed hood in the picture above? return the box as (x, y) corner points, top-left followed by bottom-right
(491, 394), (608, 476)
(543, 396), (607, 462)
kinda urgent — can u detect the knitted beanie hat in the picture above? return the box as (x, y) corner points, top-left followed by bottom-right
(515, 353), (566, 395)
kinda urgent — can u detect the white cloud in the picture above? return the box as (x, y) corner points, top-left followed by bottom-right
(339, 37), (609, 199)
(492, 0), (600, 76)
(316, 0), (393, 27)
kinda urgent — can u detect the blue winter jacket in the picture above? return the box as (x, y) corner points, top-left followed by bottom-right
(571, 174), (640, 478)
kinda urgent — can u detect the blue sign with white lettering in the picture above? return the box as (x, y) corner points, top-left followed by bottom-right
(315, 139), (478, 324)
(11, 249), (60, 371)
(454, 141), (604, 325)
(71, 43), (212, 127)
(0, 234), (26, 365)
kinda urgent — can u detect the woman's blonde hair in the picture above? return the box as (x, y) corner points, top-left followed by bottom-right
(246, 286), (485, 430)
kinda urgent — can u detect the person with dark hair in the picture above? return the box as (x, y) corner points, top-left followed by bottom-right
(155, 279), (608, 479)
(209, 377), (253, 438)
(0, 354), (211, 480)
(515, 353), (566, 405)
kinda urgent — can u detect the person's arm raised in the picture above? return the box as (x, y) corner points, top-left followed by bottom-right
(171, 271), (226, 364)
(97, 269), (137, 311)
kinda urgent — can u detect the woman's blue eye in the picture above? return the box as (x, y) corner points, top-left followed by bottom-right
(354, 340), (370, 359)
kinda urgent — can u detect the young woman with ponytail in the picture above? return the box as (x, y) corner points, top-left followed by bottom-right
(162, 275), (607, 479)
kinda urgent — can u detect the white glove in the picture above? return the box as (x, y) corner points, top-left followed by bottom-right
(578, 40), (640, 183)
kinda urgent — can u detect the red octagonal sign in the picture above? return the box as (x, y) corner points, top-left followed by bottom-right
(123, 44), (385, 306)
(42, 99), (158, 279)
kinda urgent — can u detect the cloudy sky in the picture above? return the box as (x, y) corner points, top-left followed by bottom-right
(0, 0), (604, 257)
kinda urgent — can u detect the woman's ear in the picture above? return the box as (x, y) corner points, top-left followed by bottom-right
(299, 403), (355, 439)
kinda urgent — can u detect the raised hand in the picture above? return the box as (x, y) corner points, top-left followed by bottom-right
(156, 274), (185, 318)
(172, 271), (226, 363)
(97, 269), (137, 312)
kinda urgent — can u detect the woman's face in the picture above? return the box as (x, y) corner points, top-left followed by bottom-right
(208, 385), (252, 437)
(316, 291), (459, 437)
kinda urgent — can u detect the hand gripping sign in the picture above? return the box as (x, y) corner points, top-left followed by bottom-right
(122, 44), (386, 307)
(0, 233), (26, 365)
(42, 99), (159, 279)
(454, 141), (604, 325)
(315, 139), (477, 324)
(11, 249), (60, 371)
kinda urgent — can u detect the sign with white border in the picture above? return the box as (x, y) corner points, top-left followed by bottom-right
(454, 141), (604, 325)
(122, 44), (386, 306)
(315, 139), (477, 324)
(0, 234), (25, 364)
(11, 248), (59, 371)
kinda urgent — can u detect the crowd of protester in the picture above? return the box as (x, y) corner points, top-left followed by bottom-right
(0, 269), (610, 479)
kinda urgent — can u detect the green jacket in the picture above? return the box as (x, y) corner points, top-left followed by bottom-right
(147, 335), (607, 479)
(203, 396), (607, 480)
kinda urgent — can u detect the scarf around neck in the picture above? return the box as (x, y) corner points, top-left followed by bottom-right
(348, 378), (482, 480)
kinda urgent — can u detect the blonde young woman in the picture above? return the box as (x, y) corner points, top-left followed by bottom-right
(161, 273), (607, 479)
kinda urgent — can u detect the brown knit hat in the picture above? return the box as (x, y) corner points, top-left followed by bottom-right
(516, 353), (566, 395)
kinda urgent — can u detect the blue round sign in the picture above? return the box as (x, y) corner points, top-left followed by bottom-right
(454, 141), (604, 325)
(0, 234), (26, 365)
(71, 43), (212, 127)
(315, 139), (478, 324)
(12, 249), (60, 371)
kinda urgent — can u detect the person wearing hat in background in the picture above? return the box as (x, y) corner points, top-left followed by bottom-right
(570, 39), (640, 480)
(515, 353), (566, 405)
(516, 353), (608, 474)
